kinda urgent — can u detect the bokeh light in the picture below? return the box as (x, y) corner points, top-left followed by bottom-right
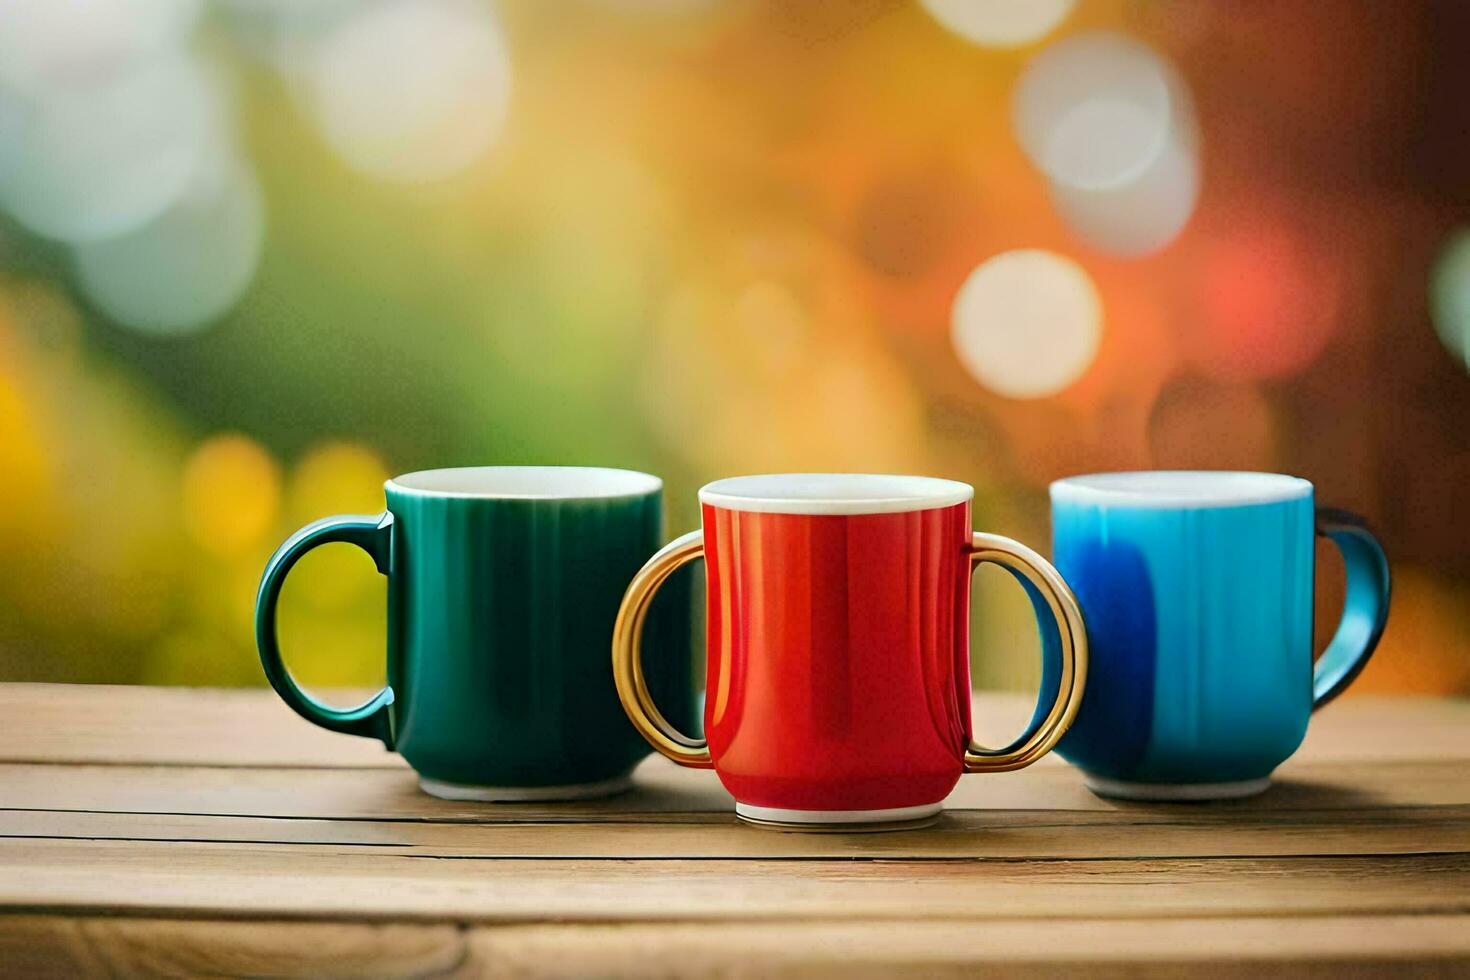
(951, 249), (1102, 399)
(585, 0), (720, 13)
(71, 158), (264, 334)
(1187, 218), (1342, 380)
(1430, 228), (1470, 373)
(181, 433), (281, 559)
(0, 54), (220, 243)
(299, 0), (512, 183)
(215, 0), (362, 73)
(0, 368), (59, 549)
(1014, 32), (1199, 255)
(286, 441), (390, 610)
(1015, 33), (1173, 189)
(642, 235), (930, 478)
(273, 446), (388, 695)
(288, 441), (390, 521)
(0, 0), (201, 94)
(833, 150), (1000, 338)
(920, 0), (1075, 49)
(1047, 120), (1198, 256)
(0, 1), (1464, 698)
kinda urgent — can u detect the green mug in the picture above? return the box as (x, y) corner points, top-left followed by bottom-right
(254, 466), (694, 800)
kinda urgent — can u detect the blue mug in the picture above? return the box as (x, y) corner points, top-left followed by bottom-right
(1050, 471), (1390, 800)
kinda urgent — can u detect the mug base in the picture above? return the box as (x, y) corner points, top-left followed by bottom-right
(734, 801), (942, 833)
(418, 774), (633, 802)
(1084, 775), (1271, 802)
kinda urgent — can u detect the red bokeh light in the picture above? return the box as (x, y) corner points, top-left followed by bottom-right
(1187, 218), (1342, 380)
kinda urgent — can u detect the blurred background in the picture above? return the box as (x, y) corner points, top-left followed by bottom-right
(0, 0), (1466, 698)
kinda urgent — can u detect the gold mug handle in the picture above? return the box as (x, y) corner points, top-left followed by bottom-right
(612, 529), (1087, 774)
(612, 530), (713, 769)
(963, 533), (1089, 773)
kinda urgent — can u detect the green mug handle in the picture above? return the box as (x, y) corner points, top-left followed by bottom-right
(254, 512), (396, 748)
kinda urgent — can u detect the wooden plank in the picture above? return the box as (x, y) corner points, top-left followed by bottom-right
(3, 757), (1467, 823)
(1, 806), (1466, 861)
(3, 683), (1468, 972)
(4, 683), (1467, 768)
(0, 915), (462, 978)
(0, 760), (734, 819)
(460, 917), (1470, 978)
(1, 839), (1467, 923)
(0, 684), (402, 769)
(3, 914), (1468, 979)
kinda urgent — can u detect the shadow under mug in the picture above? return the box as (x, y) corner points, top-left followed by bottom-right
(611, 473), (1088, 831)
(1051, 471), (1391, 801)
(254, 465), (694, 801)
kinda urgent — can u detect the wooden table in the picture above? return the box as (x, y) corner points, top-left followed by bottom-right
(1, 683), (1467, 977)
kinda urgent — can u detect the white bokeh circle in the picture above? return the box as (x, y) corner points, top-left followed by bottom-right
(0, 0), (201, 93)
(1014, 31), (1200, 255)
(951, 249), (1102, 399)
(1048, 118), (1199, 256)
(0, 54), (220, 243)
(72, 158), (265, 334)
(1430, 228), (1470, 373)
(1013, 32), (1178, 190)
(920, 0), (1075, 48)
(301, 0), (512, 183)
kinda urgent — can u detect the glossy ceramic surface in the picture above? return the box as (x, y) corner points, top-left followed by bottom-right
(702, 501), (974, 811)
(256, 466), (694, 795)
(1051, 471), (1390, 795)
(611, 473), (1088, 828)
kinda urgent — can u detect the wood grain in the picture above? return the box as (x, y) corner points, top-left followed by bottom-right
(3, 915), (1468, 979)
(0, 684), (401, 769)
(3, 839), (1468, 922)
(0, 915), (462, 978)
(4, 758), (1467, 821)
(2, 806), (1467, 861)
(460, 917), (1470, 979)
(4, 683), (1467, 767)
(2, 683), (1468, 976)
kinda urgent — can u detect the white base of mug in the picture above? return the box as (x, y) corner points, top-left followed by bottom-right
(1085, 775), (1271, 802)
(735, 801), (943, 831)
(419, 774), (633, 802)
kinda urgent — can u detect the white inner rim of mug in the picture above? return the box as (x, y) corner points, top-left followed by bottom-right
(1050, 471), (1312, 508)
(699, 473), (973, 515)
(388, 466), (661, 499)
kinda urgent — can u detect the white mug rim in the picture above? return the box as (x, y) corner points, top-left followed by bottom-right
(698, 473), (973, 516)
(1050, 470), (1313, 509)
(386, 465), (662, 500)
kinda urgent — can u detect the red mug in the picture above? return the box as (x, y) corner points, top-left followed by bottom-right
(612, 474), (1088, 830)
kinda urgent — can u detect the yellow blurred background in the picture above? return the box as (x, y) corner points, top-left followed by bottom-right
(0, 0), (1466, 698)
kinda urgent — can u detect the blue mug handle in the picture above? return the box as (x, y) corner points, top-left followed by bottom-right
(1312, 507), (1391, 709)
